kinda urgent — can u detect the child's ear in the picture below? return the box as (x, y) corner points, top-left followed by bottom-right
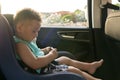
(16, 23), (23, 32)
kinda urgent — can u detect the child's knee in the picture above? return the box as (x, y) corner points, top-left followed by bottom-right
(56, 56), (71, 64)
(67, 66), (82, 74)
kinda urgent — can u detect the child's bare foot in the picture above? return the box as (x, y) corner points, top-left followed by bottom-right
(88, 59), (103, 74)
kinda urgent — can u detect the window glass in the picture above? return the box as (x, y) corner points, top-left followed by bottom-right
(110, 0), (120, 13)
(1, 0), (88, 28)
(112, 0), (119, 4)
(111, 0), (120, 8)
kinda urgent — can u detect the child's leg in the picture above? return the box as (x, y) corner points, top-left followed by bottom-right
(55, 56), (103, 74)
(67, 66), (102, 80)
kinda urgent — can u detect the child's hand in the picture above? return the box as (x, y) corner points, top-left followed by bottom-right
(42, 46), (52, 54)
(45, 46), (52, 52)
(49, 47), (58, 59)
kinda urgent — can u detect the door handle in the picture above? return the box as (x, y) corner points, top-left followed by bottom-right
(60, 34), (75, 39)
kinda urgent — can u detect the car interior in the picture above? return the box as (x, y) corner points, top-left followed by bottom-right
(0, 0), (120, 80)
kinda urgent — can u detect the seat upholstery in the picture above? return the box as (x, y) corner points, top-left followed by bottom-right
(105, 12), (120, 41)
(0, 14), (85, 80)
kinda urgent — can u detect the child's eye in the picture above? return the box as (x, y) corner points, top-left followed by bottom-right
(33, 31), (36, 33)
(33, 31), (35, 33)
(33, 27), (40, 33)
(33, 30), (39, 33)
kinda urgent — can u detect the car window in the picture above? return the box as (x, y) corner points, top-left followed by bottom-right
(111, 0), (120, 10)
(1, 0), (88, 28)
(106, 0), (120, 15)
(112, 0), (119, 4)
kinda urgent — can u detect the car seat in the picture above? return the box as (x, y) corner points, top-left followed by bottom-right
(0, 14), (85, 80)
(105, 12), (120, 80)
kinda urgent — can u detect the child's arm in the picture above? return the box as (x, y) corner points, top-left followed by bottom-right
(16, 43), (58, 69)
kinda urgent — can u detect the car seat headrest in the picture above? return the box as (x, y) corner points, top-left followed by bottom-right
(105, 12), (120, 40)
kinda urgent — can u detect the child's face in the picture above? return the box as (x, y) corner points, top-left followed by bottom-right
(16, 20), (41, 42)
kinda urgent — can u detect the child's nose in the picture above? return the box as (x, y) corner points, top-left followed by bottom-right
(34, 32), (38, 37)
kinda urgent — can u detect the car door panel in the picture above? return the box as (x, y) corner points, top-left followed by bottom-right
(37, 27), (93, 61)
